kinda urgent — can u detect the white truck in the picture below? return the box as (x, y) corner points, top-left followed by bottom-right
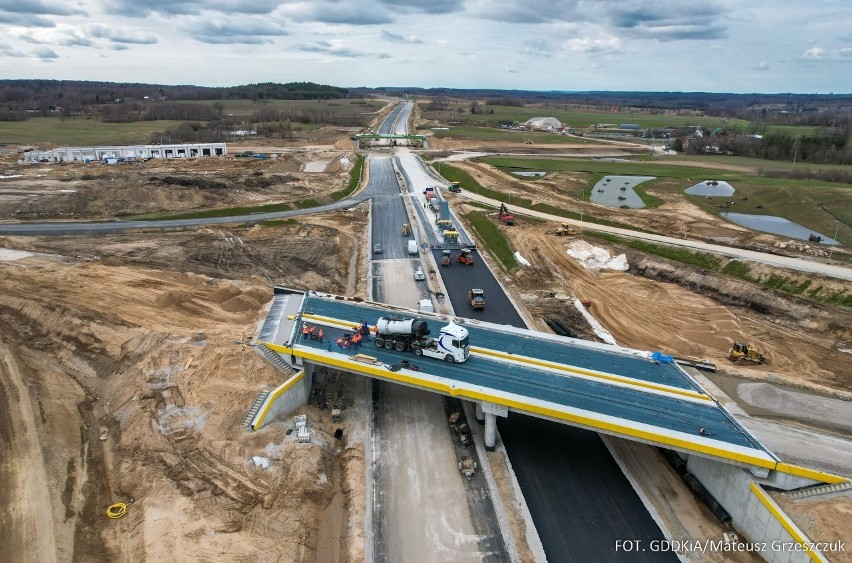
(374, 317), (470, 363)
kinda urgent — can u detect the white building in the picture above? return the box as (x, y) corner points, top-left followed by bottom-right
(24, 142), (227, 163)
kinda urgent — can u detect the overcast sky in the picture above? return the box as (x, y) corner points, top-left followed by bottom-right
(1, 0), (850, 93)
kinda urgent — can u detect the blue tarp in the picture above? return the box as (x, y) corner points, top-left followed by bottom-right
(651, 351), (674, 364)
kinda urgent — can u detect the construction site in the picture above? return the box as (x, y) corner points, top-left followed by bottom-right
(1, 99), (850, 563)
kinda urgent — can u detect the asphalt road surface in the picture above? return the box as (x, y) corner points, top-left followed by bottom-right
(432, 249), (525, 327)
(370, 158), (411, 261)
(498, 415), (675, 562)
(377, 102), (409, 135)
(429, 239), (671, 562)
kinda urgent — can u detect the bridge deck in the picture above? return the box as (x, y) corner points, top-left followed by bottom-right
(263, 289), (775, 468)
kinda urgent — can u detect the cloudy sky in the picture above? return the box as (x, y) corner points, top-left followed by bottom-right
(1, 0), (850, 93)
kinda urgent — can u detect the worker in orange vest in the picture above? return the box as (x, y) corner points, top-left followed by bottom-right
(352, 333), (361, 349)
(336, 337), (344, 349)
(302, 323), (309, 339)
(309, 326), (317, 340)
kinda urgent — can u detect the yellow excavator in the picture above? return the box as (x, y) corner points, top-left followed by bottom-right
(728, 342), (767, 365)
(556, 223), (578, 236)
(401, 223), (411, 236)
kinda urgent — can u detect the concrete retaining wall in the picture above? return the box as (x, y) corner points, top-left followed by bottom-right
(250, 365), (312, 430)
(687, 456), (827, 562)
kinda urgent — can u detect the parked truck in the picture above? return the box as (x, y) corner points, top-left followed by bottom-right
(468, 288), (485, 310)
(374, 317), (470, 363)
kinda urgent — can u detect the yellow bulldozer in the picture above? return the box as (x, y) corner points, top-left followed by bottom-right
(728, 342), (767, 365)
(401, 223), (411, 236)
(556, 223), (578, 236)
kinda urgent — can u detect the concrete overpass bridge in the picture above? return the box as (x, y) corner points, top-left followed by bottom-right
(250, 287), (825, 480)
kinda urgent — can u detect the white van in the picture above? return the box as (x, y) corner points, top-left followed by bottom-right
(407, 239), (418, 255)
(418, 299), (434, 313)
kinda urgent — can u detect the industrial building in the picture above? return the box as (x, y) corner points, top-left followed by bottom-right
(23, 142), (227, 163)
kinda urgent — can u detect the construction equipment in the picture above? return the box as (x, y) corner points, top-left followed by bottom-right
(468, 288), (485, 310)
(402, 223), (411, 236)
(556, 223), (578, 236)
(457, 248), (474, 265)
(440, 249), (452, 267)
(498, 203), (515, 225)
(459, 456), (478, 480)
(728, 342), (767, 365)
(443, 230), (460, 245)
(436, 219), (453, 231)
(374, 317), (470, 363)
(448, 182), (461, 193)
(525, 138), (533, 144)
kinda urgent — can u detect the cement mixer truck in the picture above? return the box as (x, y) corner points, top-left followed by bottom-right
(374, 317), (470, 363)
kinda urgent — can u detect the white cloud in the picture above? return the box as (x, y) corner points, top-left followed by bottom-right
(565, 37), (622, 54)
(752, 62), (769, 71)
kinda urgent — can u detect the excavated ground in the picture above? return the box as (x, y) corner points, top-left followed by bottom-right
(0, 210), (369, 563)
(0, 147), (354, 220)
(1, 115), (850, 561)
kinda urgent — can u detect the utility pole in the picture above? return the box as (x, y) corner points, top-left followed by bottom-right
(828, 221), (839, 262)
(580, 187), (584, 222)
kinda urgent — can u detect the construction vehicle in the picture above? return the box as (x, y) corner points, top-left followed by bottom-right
(468, 288), (485, 310)
(443, 230), (460, 245)
(457, 248), (474, 265)
(498, 203), (515, 225)
(448, 182), (461, 193)
(459, 456), (477, 480)
(436, 219), (453, 231)
(374, 317), (470, 363)
(556, 223), (578, 236)
(728, 342), (767, 365)
(440, 249), (452, 266)
(525, 138), (533, 144)
(402, 223), (411, 236)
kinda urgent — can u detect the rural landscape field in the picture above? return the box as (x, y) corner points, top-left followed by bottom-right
(1, 1), (851, 562)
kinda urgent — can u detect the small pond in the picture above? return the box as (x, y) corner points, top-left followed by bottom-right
(721, 213), (838, 244)
(589, 175), (655, 209)
(685, 180), (735, 197)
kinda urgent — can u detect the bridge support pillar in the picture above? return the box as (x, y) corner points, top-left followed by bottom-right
(484, 413), (497, 451)
(475, 402), (485, 424)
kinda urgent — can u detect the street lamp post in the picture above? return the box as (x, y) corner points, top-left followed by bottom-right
(828, 221), (839, 262)
(581, 187), (584, 222)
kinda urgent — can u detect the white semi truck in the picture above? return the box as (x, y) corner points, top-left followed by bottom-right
(374, 317), (470, 363)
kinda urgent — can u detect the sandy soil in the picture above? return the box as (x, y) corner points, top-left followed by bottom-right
(0, 209), (369, 562)
(772, 493), (852, 563)
(0, 147), (355, 221)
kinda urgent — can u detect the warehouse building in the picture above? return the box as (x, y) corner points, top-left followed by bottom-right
(23, 143), (227, 163)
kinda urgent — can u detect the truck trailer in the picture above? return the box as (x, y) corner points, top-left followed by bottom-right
(374, 317), (470, 363)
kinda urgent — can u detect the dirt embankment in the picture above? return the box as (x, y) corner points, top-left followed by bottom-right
(0, 215), (367, 562)
(493, 220), (851, 395)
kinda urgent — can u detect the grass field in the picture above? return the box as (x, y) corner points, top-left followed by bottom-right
(0, 99), (384, 146)
(0, 117), (187, 146)
(429, 125), (591, 145)
(423, 103), (826, 137)
(480, 155), (850, 240)
(173, 98), (385, 118)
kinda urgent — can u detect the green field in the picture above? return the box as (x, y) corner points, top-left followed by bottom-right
(0, 117), (187, 146)
(423, 103), (825, 137)
(166, 98), (385, 118)
(429, 125), (591, 144)
(480, 155), (850, 241)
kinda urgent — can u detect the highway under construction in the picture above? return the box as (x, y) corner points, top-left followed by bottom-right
(243, 103), (848, 563)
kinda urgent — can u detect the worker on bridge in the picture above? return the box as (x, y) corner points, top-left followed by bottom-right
(318, 328), (324, 343)
(302, 323), (309, 340)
